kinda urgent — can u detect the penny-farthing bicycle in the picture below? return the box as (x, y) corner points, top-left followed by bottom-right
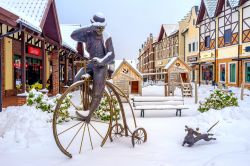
(52, 61), (147, 158)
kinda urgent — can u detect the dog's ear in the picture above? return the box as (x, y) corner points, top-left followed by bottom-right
(185, 125), (188, 129)
(196, 128), (199, 131)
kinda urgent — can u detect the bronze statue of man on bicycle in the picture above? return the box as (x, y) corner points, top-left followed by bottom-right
(71, 12), (115, 123)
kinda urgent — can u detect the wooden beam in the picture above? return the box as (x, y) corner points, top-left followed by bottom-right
(42, 40), (46, 89)
(27, 36), (33, 43)
(21, 31), (26, 92)
(35, 39), (40, 46)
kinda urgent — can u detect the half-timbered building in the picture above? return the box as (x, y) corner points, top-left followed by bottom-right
(240, 0), (250, 87)
(154, 24), (179, 81)
(197, 0), (217, 85)
(0, 0), (82, 108)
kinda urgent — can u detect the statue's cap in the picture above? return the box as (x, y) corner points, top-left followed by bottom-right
(90, 12), (107, 27)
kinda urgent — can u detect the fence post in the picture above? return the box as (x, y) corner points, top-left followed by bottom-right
(195, 81), (198, 104)
(241, 82), (245, 101)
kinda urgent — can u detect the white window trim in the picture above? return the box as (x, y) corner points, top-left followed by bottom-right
(228, 62), (237, 84)
(219, 63), (226, 83)
(244, 61), (250, 85)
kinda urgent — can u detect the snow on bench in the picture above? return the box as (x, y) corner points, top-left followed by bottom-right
(131, 96), (189, 117)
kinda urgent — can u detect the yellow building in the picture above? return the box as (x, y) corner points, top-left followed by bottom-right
(179, 6), (199, 82)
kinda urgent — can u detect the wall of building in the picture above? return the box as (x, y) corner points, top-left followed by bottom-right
(4, 38), (13, 90)
(113, 62), (142, 95)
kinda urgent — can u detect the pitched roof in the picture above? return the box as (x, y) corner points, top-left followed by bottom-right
(0, 0), (50, 32)
(203, 0), (217, 17)
(157, 24), (178, 42)
(197, 0), (217, 24)
(228, 0), (240, 8)
(60, 24), (81, 52)
(164, 57), (191, 71)
(112, 59), (142, 78)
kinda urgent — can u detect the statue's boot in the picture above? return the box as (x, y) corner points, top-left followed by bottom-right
(76, 96), (102, 123)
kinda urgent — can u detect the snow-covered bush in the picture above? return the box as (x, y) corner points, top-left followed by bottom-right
(94, 96), (120, 121)
(27, 89), (71, 122)
(198, 90), (238, 113)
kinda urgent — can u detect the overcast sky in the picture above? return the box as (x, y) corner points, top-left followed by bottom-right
(56, 0), (201, 60)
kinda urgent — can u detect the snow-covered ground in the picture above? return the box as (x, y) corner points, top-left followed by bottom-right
(0, 85), (250, 166)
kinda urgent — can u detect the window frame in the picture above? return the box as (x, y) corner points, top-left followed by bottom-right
(205, 36), (210, 48)
(244, 61), (250, 84)
(219, 63), (226, 83)
(228, 62), (236, 84)
(224, 29), (232, 44)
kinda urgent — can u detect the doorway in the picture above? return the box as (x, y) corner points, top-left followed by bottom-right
(131, 81), (139, 94)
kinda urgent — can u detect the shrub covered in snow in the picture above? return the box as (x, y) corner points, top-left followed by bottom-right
(94, 96), (120, 121)
(198, 90), (238, 113)
(27, 89), (71, 122)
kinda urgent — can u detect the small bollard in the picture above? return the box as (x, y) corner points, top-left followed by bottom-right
(195, 81), (198, 104)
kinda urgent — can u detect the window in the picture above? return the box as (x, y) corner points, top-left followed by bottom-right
(193, 19), (196, 25)
(205, 36), (210, 48)
(192, 42), (195, 52)
(202, 65), (213, 81)
(229, 63), (236, 83)
(220, 64), (226, 82)
(245, 62), (250, 83)
(189, 44), (191, 52)
(224, 29), (232, 44)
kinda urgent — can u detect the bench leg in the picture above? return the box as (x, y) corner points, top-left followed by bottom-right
(140, 109), (145, 117)
(176, 109), (182, 117)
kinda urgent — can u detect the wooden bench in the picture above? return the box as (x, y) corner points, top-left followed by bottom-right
(131, 96), (189, 117)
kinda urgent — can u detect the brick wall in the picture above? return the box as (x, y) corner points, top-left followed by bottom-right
(51, 49), (59, 95)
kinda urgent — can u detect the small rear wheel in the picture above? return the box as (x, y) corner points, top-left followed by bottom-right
(110, 123), (124, 142)
(132, 128), (147, 147)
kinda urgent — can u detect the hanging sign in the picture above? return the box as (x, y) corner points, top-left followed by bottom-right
(27, 45), (41, 56)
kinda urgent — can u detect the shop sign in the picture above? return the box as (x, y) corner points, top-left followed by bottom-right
(187, 56), (198, 62)
(27, 45), (41, 56)
(200, 52), (214, 59)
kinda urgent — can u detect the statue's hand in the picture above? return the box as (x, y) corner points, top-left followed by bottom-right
(91, 57), (103, 66)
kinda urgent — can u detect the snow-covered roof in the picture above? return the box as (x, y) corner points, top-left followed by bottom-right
(164, 57), (178, 70)
(114, 59), (142, 77)
(203, 0), (217, 17)
(115, 59), (138, 71)
(162, 24), (179, 36)
(0, 0), (49, 32)
(60, 24), (81, 52)
(228, 0), (240, 8)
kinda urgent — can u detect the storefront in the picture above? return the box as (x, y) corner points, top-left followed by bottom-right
(244, 61), (250, 84)
(187, 55), (198, 82)
(201, 63), (214, 83)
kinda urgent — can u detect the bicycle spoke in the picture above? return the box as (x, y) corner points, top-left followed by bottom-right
(89, 123), (104, 140)
(87, 124), (94, 150)
(58, 121), (82, 136)
(79, 123), (87, 154)
(66, 122), (84, 150)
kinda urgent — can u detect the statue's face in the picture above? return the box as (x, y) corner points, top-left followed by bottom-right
(95, 26), (105, 36)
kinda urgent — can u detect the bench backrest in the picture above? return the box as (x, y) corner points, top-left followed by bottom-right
(132, 96), (183, 102)
(131, 96), (184, 107)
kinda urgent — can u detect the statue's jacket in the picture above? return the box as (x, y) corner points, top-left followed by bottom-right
(71, 25), (115, 67)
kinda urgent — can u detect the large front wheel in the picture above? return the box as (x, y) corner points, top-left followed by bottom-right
(52, 80), (113, 158)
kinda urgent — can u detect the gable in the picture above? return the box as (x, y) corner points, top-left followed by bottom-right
(112, 60), (142, 79)
(42, 0), (61, 43)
